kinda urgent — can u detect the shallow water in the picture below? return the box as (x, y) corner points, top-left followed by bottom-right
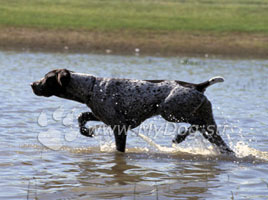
(0, 50), (268, 199)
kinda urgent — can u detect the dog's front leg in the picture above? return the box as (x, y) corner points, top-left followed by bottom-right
(78, 112), (100, 137)
(112, 125), (128, 152)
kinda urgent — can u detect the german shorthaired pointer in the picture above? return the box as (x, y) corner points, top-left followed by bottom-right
(31, 69), (233, 154)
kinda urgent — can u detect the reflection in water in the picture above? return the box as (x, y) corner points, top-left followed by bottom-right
(78, 153), (140, 185)
(36, 151), (224, 199)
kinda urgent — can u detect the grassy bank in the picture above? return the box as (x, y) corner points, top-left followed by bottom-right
(0, 0), (267, 57)
(1, 0), (268, 32)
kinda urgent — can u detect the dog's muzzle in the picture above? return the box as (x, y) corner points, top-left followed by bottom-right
(31, 82), (46, 96)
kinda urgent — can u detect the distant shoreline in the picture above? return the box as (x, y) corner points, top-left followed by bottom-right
(0, 27), (267, 59)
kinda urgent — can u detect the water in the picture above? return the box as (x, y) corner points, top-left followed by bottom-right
(0, 50), (268, 199)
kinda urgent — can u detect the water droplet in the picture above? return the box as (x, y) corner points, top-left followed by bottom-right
(38, 111), (48, 127)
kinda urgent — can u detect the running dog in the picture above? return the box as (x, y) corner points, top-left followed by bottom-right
(31, 69), (233, 154)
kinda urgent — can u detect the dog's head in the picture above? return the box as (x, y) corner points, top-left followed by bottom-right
(31, 69), (71, 97)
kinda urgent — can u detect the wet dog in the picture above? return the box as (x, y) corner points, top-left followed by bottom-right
(31, 69), (233, 154)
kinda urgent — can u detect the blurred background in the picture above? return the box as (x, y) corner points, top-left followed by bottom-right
(0, 0), (267, 58)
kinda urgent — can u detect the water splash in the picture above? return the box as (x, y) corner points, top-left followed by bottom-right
(134, 131), (268, 162)
(100, 128), (268, 162)
(233, 141), (268, 161)
(32, 120), (268, 162)
(100, 140), (116, 152)
(131, 129), (174, 152)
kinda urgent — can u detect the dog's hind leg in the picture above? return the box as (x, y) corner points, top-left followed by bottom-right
(190, 99), (234, 154)
(199, 123), (234, 154)
(78, 112), (100, 137)
(172, 125), (198, 144)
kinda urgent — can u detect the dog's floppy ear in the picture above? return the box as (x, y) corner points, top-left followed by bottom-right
(57, 69), (70, 87)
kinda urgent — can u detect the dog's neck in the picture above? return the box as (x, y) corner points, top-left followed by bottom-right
(56, 72), (96, 104)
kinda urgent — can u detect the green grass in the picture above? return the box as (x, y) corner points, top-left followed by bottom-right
(0, 0), (267, 33)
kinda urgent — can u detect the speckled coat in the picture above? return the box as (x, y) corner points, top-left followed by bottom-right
(31, 69), (233, 154)
(68, 72), (207, 128)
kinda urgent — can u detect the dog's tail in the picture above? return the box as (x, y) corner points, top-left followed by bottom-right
(196, 76), (224, 92)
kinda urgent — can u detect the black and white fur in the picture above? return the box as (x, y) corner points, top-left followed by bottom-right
(31, 69), (233, 154)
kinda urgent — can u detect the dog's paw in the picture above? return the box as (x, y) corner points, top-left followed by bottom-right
(80, 127), (94, 137)
(219, 145), (235, 155)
